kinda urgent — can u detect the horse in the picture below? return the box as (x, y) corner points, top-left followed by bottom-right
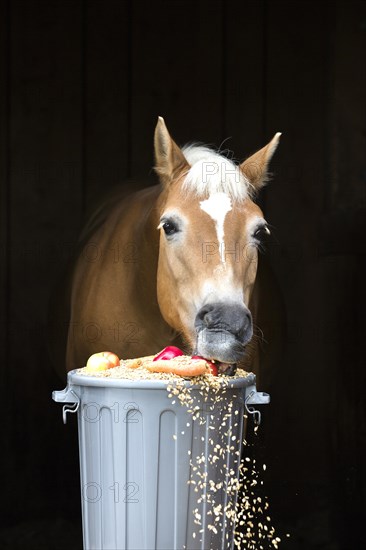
(50, 117), (283, 384)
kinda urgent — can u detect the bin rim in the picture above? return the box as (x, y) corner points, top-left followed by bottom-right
(66, 368), (256, 391)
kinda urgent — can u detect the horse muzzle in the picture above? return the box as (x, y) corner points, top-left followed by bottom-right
(194, 302), (253, 373)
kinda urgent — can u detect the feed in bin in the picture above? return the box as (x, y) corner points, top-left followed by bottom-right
(53, 349), (279, 550)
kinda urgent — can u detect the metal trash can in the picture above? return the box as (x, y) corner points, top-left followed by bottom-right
(53, 369), (269, 550)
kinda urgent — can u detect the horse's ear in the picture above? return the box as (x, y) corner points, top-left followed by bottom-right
(154, 117), (190, 185)
(240, 132), (282, 191)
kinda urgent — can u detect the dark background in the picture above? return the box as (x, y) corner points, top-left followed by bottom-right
(0, 0), (365, 549)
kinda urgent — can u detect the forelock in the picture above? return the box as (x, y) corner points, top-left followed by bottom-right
(181, 144), (252, 201)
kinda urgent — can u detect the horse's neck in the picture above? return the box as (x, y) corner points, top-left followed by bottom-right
(114, 185), (161, 302)
(132, 187), (161, 303)
(114, 185), (179, 346)
(67, 184), (177, 368)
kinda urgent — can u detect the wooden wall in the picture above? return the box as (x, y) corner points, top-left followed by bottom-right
(0, 1), (365, 548)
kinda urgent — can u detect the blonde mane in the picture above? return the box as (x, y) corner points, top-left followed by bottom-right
(182, 144), (251, 201)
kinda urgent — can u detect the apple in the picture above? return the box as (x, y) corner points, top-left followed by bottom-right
(191, 355), (218, 376)
(153, 346), (184, 361)
(85, 351), (120, 372)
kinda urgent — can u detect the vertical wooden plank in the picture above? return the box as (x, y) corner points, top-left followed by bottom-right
(84, 0), (130, 209)
(262, 0), (333, 545)
(225, 0), (266, 156)
(7, 0), (84, 520)
(318, 254), (366, 548)
(328, 0), (366, 212)
(188, 0), (224, 141)
(324, 1), (366, 546)
(130, 0), (225, 178)
(0, 0), (9, 372)
(0, 0), (11, 524)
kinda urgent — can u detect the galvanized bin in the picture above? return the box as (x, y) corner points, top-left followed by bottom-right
(53, 369), (269, 550)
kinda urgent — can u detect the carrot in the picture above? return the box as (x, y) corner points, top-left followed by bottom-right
(145, 358), (209, 377)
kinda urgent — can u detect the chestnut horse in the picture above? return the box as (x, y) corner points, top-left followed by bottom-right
(51, 118), (283, 382)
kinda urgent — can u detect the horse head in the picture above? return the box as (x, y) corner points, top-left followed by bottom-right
(154, 117), (281, 373)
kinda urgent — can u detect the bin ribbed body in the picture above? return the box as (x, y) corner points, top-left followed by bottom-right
(56, 371), (257, 550)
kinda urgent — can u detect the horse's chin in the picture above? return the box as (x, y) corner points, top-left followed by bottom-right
(194, 329), (246, 376)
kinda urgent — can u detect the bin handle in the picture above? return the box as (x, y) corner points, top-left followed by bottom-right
(52, 387), (80, 424)
(244, 385), (270, 426)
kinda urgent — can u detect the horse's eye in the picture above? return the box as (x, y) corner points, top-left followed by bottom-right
(162, 220), (179, 236)
(253, 224), (270, 240)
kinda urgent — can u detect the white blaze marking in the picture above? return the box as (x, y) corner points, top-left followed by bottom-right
(200, 192), (232, 263)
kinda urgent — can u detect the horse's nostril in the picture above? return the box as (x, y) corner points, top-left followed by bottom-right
(243, 311), (251, 332)
(197, 304), (214, 326)
(203, 311), (215, 327)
